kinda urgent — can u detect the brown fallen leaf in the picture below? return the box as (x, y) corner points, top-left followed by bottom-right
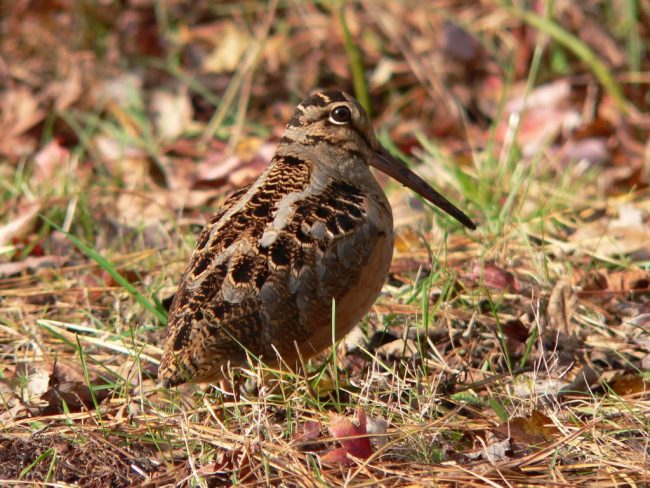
(47, 58), (84, 112)
(559, 137), (609, 167)
(1, 361), (50, 405)
(376, 338), (419, 362)
(497, 410), (558, 446)
(499, 79), (576, 158)
(569, 204), (650, 257)
(468, 261), (519, 291)
(94, 134), (156, 189)
(0, 86), (46, 158)
(506, 79), (571, 114)
(559, 365), (601, 397)
(606, 269), (650, 293)
(503, 319), (531, 359)
(609, 374), (648, 397)
(228, 159), (269, 188)
(441, 21), (484, 66)
(150, 87), (195, 140)
(574, 269), (650, 311)
(195, 139), (274, 184)
(114, 189), (219, 226)
(0, 203), (42, 247)
(195, 447), (250, 478)
(575, 269), (610, 291)
(192, 21), (252, 74)
(321, 408), (373, 465)
(293, 420), (321, 444)
(547, 279), (577, 334)
(40, 359), (113, 414)
(0, 255), (65, 278)
(32, 139), (71, 185)
(465, 431), (511, 463)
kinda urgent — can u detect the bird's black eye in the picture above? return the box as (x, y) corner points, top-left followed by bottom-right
(329, 105), (352, 125)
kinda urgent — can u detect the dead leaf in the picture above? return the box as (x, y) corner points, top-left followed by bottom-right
(503, 319), (530, 343)
(294, 420), (321, 444)
(482, 437), (510, 463)
(506, 79), (571, 113)
(0, 358), (114, 415)
(575, 269), (650, 311)
(150, 87), (195, 140)
(321, 408), (373, 465)
(0, 86), (45, 141)
(0, 255), (65, 278)
(606, 269), (650, 293)
(195, 447), (250, 477)
(560, 137), (609, 167)
(469, 262), (519, 291)
(32, 139), (70, 185)
(195, 140), (274, 185)
(0, 204), (42, 247)
(609, 374), (648, 396)
(441, 22), (483, 64)
(575, 269), (609, 291)
(44, 60), (83, 112)
(503, 319), (530, 359)
(559, 365), (601, 397)
(393, 226), (422, 253)
(569, 204), (650, 256)
(114, 189), (219, 226)
(465, 432), (511, 463)
(94, 135), (157, 189)
(0, 374), (20, 410)
(99, 73), (144, 108)
(547, 279), (577, 334)
(376, 338), (419, 362)
(228, 159), (269, 188)
(498, 410), (558, 446)
(41, 381), (96, 413)
(365, 416), (388, 449)
(199, 22), (252, 73)
(6, 361), (51, 404)
(40, 359), (111, 413)
(369, 58), (397, 88)
(511, 374), (567, 399)
(499, 79), (576, 157)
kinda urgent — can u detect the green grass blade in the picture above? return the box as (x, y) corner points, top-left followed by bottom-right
(338, 2), (371, 115)
(43, 216), (168, 324)
(507, 6), (628, 111)
(19, 448), (56, 479)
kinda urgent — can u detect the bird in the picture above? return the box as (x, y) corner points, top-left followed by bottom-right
(158, 90), (475, 387)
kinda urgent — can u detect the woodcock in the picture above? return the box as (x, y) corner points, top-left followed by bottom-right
(159, 90), (475, 387)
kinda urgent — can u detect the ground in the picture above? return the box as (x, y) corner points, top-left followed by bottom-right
(0, 1), (648, 486)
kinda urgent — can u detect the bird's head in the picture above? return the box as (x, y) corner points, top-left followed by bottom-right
(281, 90), (476, 230)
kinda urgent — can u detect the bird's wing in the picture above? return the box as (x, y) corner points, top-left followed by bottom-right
(159, 170), (386, 386)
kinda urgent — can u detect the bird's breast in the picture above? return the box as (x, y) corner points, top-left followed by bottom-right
(294, 186), (394, 356)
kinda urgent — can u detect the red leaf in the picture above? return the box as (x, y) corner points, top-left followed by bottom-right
(293, 420), (321, 443)
(32, 139), (70, 185)
(321, 408), (373, 465)
(469, 262), (519, 291)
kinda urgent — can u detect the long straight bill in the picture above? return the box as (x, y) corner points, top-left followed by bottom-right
(372, 146), (476, 230)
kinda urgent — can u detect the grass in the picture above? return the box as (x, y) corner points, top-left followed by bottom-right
(1, 1), (649, 486)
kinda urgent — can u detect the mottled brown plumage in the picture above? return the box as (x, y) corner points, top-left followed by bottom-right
(159, 90), (475, 387)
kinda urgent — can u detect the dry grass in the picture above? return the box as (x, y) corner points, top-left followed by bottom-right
(1, 1), (649, 486)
